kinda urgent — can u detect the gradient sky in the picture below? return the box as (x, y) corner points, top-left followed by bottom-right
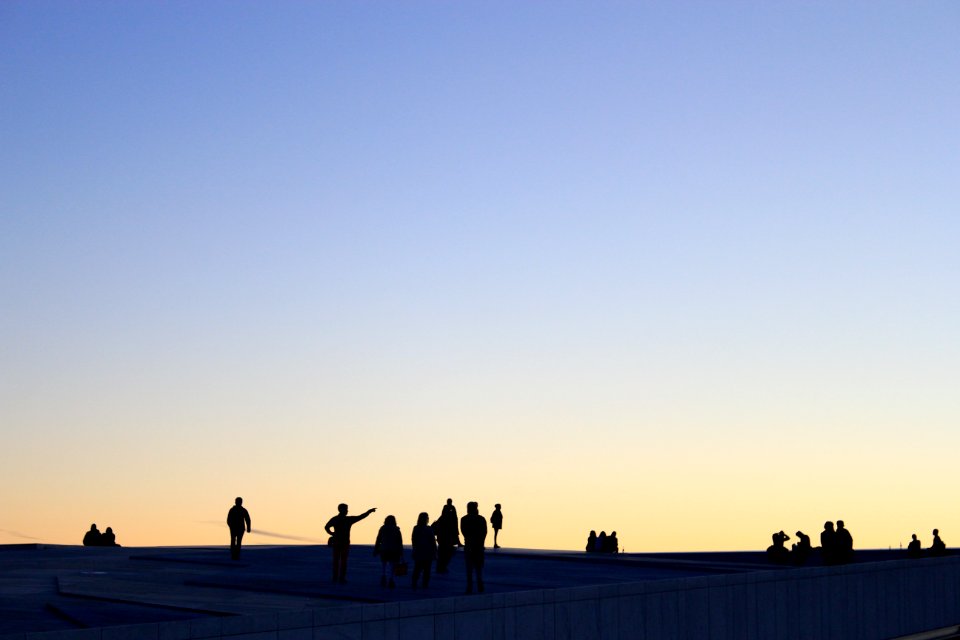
(2, 2), (958, 552)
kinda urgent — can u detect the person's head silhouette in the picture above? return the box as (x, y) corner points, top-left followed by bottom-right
(912, 534), (918, 541)
(495, 503), (501, 510)
(824, 521), (834, 532)
(447, 498), (453, 506)
(235, 497), (243, 506)
(384, 515), (397, 527)
(338, 503), (348, 515)
(467, 501), (478, 515)
(837, 520), (845, 530)
(934, 528), (940, 536)
(417, 512), (429, 526)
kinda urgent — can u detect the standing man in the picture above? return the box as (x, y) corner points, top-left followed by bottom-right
(460, 501), (487, 594)
(325, 503), (376, 584)
(227, 497), (251, 560)
(490, 504), (503, 549)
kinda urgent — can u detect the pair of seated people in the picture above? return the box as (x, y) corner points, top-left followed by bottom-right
(82, 524), (120, 547)
(766, 530), (812, 566)
(907, 529), (948, 558)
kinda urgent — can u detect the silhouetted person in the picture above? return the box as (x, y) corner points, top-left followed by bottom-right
(433, 506), (458, 573)
(766, 531), (790, 565)
(596, 531), (607, 553)
(83, 524), (102, 546)
(443, 499), (462, 547)
(607, 531), (619, 554)
(491, 504), (503, 549)
(835, 520), (853, 564)
(792, 531), (811, 566)
(586, 530), (597, 552)
(907, 534), (922, 558)
(931, 529), (946, 556)
(411, 512), (437, 589)
(374, 515), (404, 588)
(461, 501), (487, 594)
(820, 521), (837, 565)
(101, 527), (119, 547)
(325, 503), (376, 584)
(227, 497), (251, 560)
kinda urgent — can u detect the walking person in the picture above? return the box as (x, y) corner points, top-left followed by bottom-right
(411, 512), (437, 589)
(373, 515), (404, 588)
(325, 503), (376, 584)
(460, 501), (487, 594)
(490, 504), (503, 549)
(227, 497), (251, 560)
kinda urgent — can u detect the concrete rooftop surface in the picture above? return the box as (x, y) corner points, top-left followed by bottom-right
(1, 544), (953, 639)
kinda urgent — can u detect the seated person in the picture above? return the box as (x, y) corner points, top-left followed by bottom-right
(596, 531), (607, 553)
(83, 524), (102, 547)
(907, 534), (922, 558)
(606, 531), (619, 554)
(101, 527), (119, 547)
(791, 531), (811, 566)
(586, 531), (597, 552)
(931, 529), (946, 556)
(766, 531), (790, 564)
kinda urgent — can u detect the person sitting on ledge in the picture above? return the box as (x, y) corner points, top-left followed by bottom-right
(766, 530), (790, 565)
(101, 527), (119, 547)
(606, 531), (619, 554)
(931, 529), (947, 556)
(586, 530), (597, 552)
(907, 533), (922, 558)
(83, 524), (102, 546)
(792, 531), (811, 566)
(835, 520), (854, 564)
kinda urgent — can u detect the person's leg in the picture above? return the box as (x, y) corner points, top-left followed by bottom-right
(386, 558), (395, 588)
(494, 528), (500, 548)
(412, 560), (422, 588)
(476, 553), (484, 593)
(465, 553), (474, 593)
(339, 544), (350, 583)
(331, 546), (341, 582)
(423, 559), (432, 588)
(235, 530), (244, 558)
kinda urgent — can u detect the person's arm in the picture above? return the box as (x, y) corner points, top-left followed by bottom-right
(357, 507), (376, 522)
(324, 518), (336, 536)
(245, 509), (251, 533)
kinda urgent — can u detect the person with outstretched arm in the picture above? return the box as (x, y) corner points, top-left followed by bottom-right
(325, 503), (376, 584)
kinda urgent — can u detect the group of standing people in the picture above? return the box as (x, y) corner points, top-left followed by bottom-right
(320, 498), (501, 594)
(585, 530), (619, 554)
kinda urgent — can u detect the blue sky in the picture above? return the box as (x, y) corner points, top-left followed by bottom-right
(2, 2), (959, 549)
